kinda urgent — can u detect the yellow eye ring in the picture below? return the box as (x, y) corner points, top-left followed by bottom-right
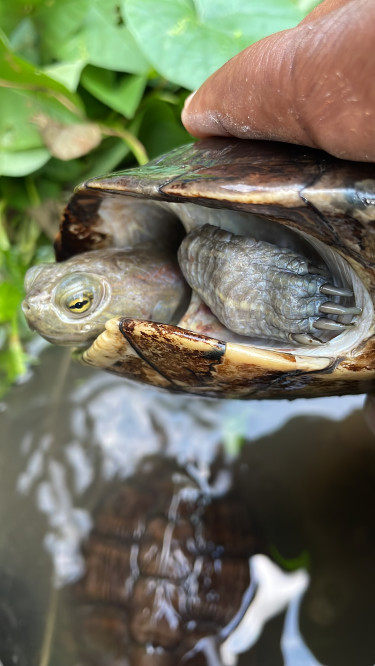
(67, 291), (93, 313)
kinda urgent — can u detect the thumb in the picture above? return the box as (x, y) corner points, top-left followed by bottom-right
(182, 0), (375, 161)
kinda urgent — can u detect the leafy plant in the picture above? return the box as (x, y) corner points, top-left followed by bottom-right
(0, 0), (321, 394)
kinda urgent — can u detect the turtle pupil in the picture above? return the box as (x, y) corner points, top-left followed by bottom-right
(67, 291), (94, 313)
(70, 299), (88, 310)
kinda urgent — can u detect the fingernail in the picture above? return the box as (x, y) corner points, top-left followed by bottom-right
(183, 90), (197, 112)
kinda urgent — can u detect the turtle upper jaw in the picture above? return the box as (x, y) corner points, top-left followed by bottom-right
(22, 293), (101, 347)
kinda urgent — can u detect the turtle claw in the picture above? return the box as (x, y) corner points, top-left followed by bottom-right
(291, 333), (323, 346)
(319, 301), (362, 316)
(320, 283), (354, 298)
(313, 317), (354, 332)
(308, 263), (330, 277)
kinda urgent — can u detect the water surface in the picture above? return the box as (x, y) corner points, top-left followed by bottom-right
(1, 344), (374, 665)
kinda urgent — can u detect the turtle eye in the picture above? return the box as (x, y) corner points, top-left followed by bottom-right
(66, 291), (94, 313)
(54, 272), (108, 321)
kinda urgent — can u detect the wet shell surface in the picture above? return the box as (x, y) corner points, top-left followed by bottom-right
(63, 457), (258, 665)
(27, 138), (375, 398)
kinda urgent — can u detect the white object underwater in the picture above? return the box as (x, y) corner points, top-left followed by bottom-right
(221, 554), (318, 665)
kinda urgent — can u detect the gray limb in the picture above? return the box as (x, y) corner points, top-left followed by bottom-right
(178, 225), (357, 344)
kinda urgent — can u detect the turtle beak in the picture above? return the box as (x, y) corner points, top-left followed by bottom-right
(21, 298), (35, 329)
(22, 291), (51, 331)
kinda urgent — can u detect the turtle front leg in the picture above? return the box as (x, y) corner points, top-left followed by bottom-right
(178, 225), (361, 346)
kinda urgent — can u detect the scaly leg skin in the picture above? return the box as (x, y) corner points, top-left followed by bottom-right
(178, 225), (361, 345)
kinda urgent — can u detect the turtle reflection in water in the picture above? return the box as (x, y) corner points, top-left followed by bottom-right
(58, 457), (260, 666)
(23, 139), (375, 398)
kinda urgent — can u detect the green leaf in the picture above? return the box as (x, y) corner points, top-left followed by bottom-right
(0, 177), (31, 211)
(0, 89), (45, 153)
(7, 17), (40, 64)
(1, 248), (28, 290)
(0, 30), (83, 116)
(0, 201), (10, 251)
(43, 158), (87, 184)
(0, 148), (50, 177)
(193, 0), (304, 32)
(124, 0), (306, 90)
(0, 316), (33, 387)
(31, 0), (91, 63)
(15, 212), (45, 265)
(81, 137), (132, 180)
(0, 0), (40, 41)
(294, 0), (322, 11)
(138, 99), (191, 158)
(0, 39), (88, 175)
(43, 60), (87, 92)
(81, 67), (147, 118)
(53, 1), (150, 75)
(0, 85), (88, 176)
(0, 283), (23, 322)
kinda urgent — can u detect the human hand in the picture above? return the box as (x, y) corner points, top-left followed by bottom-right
(182, 0), (375, 162)
(182, 0), (375, 433)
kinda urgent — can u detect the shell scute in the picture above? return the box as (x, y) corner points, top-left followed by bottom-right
(79, 316), (351, 398)
(61, 456), (257, 665)
(160, 140), (321, 210)
(80, 318), (173, 388)
(118, 319), (226, 390)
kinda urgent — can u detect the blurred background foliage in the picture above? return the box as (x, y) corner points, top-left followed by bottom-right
(0, 0), (321, 395)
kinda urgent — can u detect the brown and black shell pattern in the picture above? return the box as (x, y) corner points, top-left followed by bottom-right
(57, 138), (375, 399)
(61, 457), (259, 666)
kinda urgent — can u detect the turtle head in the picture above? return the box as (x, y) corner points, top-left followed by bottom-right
(22, 259), (112, 347)
(22, 246), (190, 348)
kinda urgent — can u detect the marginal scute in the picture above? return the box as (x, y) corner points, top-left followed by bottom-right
(119, 319), (226, 389)
(80, 318), (172, 388)
(303, 173), (375, 224)
(78, 317), (336, 398)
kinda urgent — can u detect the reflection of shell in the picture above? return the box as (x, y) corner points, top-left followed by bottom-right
(57, 138), (375, 398)
(65, 457), (258, 665)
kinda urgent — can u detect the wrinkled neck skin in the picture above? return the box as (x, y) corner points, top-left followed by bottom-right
(22, 244), (190, 348)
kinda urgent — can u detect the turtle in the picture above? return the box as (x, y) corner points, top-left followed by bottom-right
(58, 455), (259, 666)
(23, 137), (375, 399)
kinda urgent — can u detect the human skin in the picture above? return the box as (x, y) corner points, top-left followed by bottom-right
(182, 0), (375, 431)
(182, 0), (375, 162)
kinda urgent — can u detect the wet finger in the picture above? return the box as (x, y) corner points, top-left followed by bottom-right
(182, 0), (375, 161)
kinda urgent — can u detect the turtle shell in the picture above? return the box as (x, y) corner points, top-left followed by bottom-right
(62, 456), (258, 665)
(57, 137), (375, 399)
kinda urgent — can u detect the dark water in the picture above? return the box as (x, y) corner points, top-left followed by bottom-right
(1, 343), (374, 666)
